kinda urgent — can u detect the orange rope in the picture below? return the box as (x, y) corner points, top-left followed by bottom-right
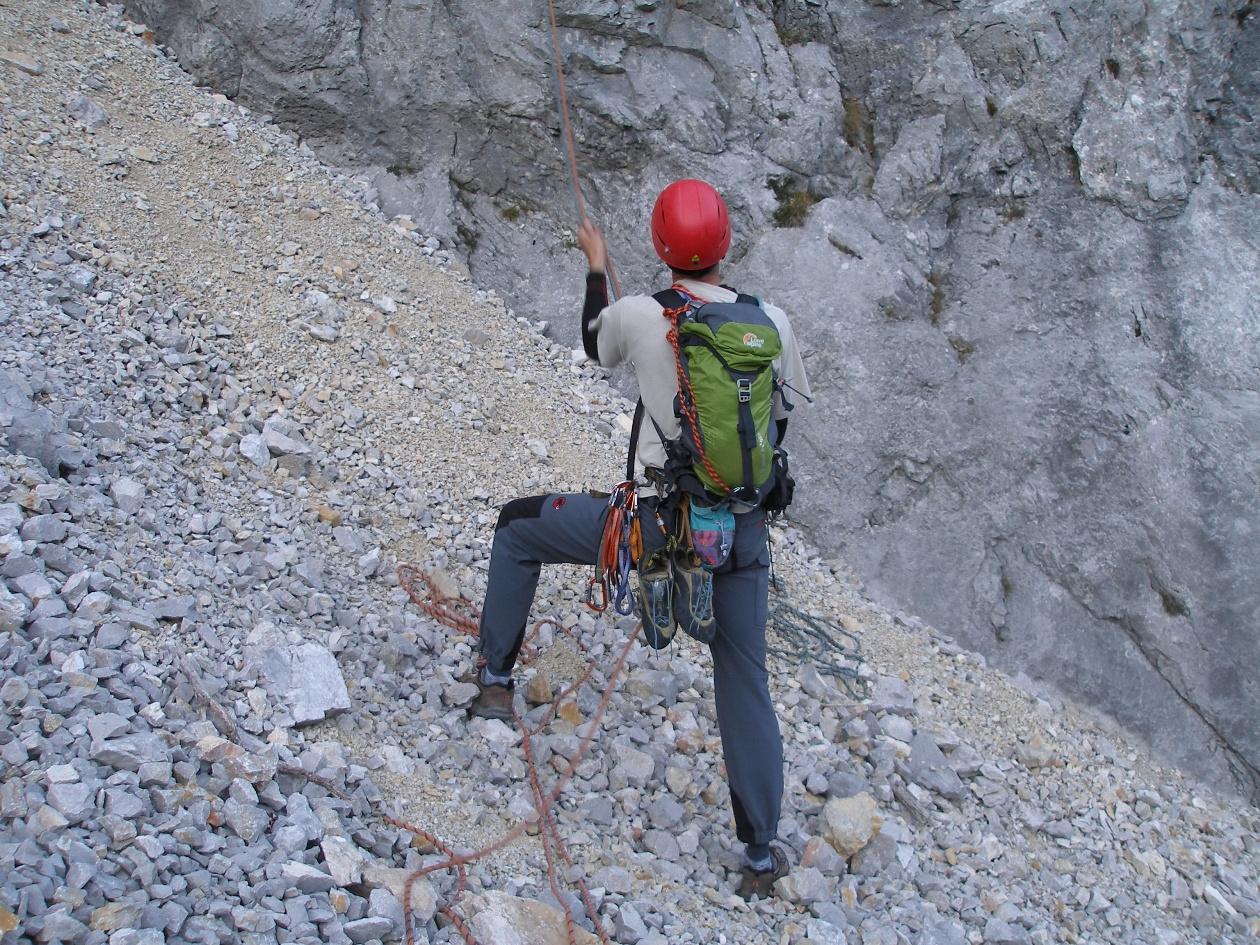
(396, 564), (641, 945)
(663, 301), (731, 495)
(544, 0), (621, 300)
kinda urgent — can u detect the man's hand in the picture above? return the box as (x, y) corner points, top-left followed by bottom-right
(578, 221), (608, 275)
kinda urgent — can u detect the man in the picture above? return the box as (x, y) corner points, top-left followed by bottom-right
(470, 179), (811, 899)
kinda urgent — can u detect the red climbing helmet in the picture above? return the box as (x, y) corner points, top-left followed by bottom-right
(651, 179), (731, 271)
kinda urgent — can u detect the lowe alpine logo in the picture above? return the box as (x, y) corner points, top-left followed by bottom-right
(742, 332), (765, 348)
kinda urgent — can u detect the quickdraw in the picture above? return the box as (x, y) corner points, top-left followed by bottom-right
(587, 481), (641, 615)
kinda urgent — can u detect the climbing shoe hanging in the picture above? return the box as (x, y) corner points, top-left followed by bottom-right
(636, 547), (675, 648)
(671, 546), (715, 644)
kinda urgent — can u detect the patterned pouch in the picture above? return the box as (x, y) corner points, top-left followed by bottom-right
(689, 501), (735, 570)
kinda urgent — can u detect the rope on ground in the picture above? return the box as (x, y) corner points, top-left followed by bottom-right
(766, 590), (868, 700)
(396, 563), (638, 945)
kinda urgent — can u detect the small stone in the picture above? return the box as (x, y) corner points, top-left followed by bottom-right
(223, 750), (278, 783)
(616, 903), (649, 945)
(109, 478), (145, 513)
(36, 804), (70, 831)
(648, 795), (685, 829)
(557, 700), (582, 725)
(361, 865), (438, 922)
(282, 861), (337, 894)
(0, 677), (29, 704)
(314, 505), (342, 526)
(20, 513), (68, 543)
(238, 434), (271, 468)
(983, 917), (1031, 944)
(109, 930), (163, 945)
(613, 742), (655, 788)
(851, 830), (897, 876)
(91, 902), (144, 932)
(774, 866), (831, 905)
(308, 323), (339, 342)
(128, 145), (159, 163)
(38, 910), (89, 941)
(827, 770), (871, 799)
(321, 836), (369, 886)
(526, 672), (553, 705)
(223, 798), (270, 842)
(67, 94), (109, 129)
(1014, 733), (1056, 768)
(801, 836), (846, 876)
(0, 51), (43, 75)
(821, 792), (883, 858)
(867, 676), (915, 716)
(665, 766), (693, 797)
(806, 918), (849, 945)
(642, 829), (680, 860)
(594, 865), (633, 894)
(368, 887), (405, 933)
(918, 922), (968, 945)
(906, 732), (966, 800)
(90, 733), (171, 771)
(444, 680), (480, 707)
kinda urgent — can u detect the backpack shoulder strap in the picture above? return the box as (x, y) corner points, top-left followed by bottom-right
(653, 288), (688, 309)
(627, 289), (691, 480)
(734, 292), (761, 307)
(626, 397), (645, 482)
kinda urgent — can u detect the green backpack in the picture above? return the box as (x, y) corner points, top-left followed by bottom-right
(629, 287), (783, 505)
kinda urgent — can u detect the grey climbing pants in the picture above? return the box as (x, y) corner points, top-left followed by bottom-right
(478, 491), (784, 846)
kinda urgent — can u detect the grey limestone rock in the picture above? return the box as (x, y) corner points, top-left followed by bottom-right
(109, 477), (146, 514)
(343, 916), (395, 944)
(867, 677), (916, 717)
(905, 732), (966, 800)
(238, 433), (270, 468)
(90, 733), (171, 771)
(248, 627), (351, 725)
(67, 93), (109, 129)
(126, 0), (1260, 800)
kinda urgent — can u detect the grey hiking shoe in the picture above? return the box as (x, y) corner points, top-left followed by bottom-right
(463, 669), (515, 723)
(737, 846), (789, 901)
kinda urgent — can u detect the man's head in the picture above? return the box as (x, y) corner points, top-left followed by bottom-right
(651, 179), (730, 279)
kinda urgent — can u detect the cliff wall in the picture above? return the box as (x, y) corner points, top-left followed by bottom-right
(129, 0), (1260, 799)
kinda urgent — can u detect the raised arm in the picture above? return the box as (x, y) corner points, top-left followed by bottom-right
(578, 222), (608, 362)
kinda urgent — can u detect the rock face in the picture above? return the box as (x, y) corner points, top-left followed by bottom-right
(131, 0), (1260, 797)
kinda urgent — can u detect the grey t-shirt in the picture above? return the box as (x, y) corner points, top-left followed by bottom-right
(593, 278), (811, 479)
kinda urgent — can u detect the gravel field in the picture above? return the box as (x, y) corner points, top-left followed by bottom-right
(0, 3), (1256, 945)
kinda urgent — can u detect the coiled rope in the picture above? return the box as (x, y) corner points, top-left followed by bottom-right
(767, 592), (868, 700)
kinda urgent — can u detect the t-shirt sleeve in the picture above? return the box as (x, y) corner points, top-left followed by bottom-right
(767, 304), (811, 421)
(595, 299), (629, 368)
